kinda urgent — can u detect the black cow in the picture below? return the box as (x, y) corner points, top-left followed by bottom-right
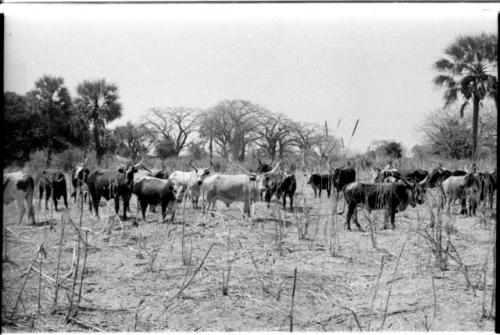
(332, 167), (356, 193)
(426, 167), (467, 188)
(276, 173), (297, 210)
(373, 168), (428, 184)
(478, 171), (496, 209)
(87, 160), (142, 220)
(39, 169), (68, 211)
(133, 176), (180, 220)
(306, 173), (334, 198)
(342, 181), (425, 230)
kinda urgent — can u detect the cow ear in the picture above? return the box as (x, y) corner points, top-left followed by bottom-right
(118, 168), (124, 173)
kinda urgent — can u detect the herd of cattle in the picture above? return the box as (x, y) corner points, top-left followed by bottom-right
(3, 157), (497, 231)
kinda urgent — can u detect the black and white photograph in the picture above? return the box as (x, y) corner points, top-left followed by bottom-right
(2, 3), (499, 331)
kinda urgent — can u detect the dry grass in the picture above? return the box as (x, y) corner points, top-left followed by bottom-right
(1, 167), (496, 331)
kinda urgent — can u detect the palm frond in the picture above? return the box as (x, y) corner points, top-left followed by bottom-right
(433, 74), (454, 86)
(433, 58), (454, 72)
(459, 101), (469, 118)
(443, 87), (459, 108)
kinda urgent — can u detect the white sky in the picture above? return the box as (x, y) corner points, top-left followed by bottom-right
(3, 4), (499, 154)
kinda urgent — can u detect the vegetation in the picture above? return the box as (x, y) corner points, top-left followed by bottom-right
(433, 33), (497, 159)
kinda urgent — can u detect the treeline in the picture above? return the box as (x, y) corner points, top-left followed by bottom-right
(4, 77), (342, 168)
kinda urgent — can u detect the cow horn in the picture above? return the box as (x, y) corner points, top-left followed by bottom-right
(464, 164), (469, 173)
(83, 157), (88, 168)
(134, 157), (146, 170)
(264, 161), (281, 175)
(234, 164), (250, 174)
(189, 161), (198, 172)
(419, 174), (429, 186)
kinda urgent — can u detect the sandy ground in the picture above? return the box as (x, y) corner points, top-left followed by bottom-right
(2, 173), (496, 331)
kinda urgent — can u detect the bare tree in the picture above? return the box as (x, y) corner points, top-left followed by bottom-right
(199, 99), (263, 161)
(290, 122), (321, 168)
(144, 107), (199, 156)
(313, 134), (342, 165)
(254, 112), (295, 161)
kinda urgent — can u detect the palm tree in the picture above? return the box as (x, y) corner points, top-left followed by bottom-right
(29, 76), (73, 166)
(433, 33), (497, 159)
(75, 79), (122, 165)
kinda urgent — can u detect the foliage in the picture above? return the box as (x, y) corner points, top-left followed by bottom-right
(433, 32), (497, 158)
(114, 122), (152, 160)
(75, 79), (122, 164)
(3, 92), (43, 165)
(419, 105), (496, 160)
(188, 141), (207, 161)
(155, 138), (177, 160)
(26, 76), (84, 165)
(368, 140), (404, 161)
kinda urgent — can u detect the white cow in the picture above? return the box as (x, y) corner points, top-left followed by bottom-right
(3, 171), (36, 225)
(201, 162), (281, 217)
(169, 162), (212, 208)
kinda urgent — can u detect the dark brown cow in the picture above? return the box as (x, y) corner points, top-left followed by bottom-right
(342, 181), (426, 230)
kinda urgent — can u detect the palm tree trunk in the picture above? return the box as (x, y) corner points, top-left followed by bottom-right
(472, 95), (480, 160)
(93, 119), (102, 166)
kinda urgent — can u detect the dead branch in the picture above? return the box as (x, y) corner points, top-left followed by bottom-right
(290, 267), (297, 332)
(380, 235), (409, 330)
(51, 216), (66, 314)
(174, 243), (214, 299)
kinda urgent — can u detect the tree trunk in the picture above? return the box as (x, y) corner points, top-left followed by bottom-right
(209, 136), (213, 161)
(471, 95), (480, 160)
(93, 119), (102, 166)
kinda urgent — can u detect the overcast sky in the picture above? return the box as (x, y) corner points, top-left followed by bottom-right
(4, 4), (499, 154)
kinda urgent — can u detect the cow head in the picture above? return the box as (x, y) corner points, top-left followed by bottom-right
(256, 158), (272, 173)
(464, 172), (479, 188)
(427, 167), (447, 188)
(190, 161), (212, 186)
(169, 179), (185, 203)
(254, 162), (282, 196)
(403, 179), (426, 207)
(119, 158), (145, 186)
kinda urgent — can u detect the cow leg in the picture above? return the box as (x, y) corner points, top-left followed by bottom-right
(383, 210), (390, 229)
(319, 188), (322, 198)
(52, 192), (59, 211)
(327, 187), (331, 198)
(346, 203), (357, 230)
(460, 198), (467, 215)
(140, 200), (148, 220)
(63, 192), (68, 209)
(123, 195), (131, 221)
(390, 209), (396, 229)
(92, 195), (101, 218)
(39, 186), (44, 209)
(282, 195), (286, 209)
(289, 196), (293, 210)
(16, 197), (26, 225)
(46, 187), (52, 210)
